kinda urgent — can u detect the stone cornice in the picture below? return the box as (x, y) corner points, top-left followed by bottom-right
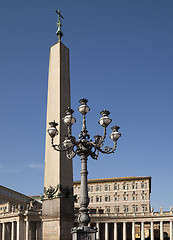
(74, 176), (151, 185)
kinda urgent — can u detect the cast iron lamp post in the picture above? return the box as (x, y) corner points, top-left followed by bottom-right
(47, 98), (121, 240)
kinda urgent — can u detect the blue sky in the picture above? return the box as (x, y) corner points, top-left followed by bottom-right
(0, 0), (173, 211)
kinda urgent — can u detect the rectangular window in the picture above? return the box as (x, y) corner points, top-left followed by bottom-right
(132, 205), (138, 212)
(105, 206), (110, 213)
(114, 206), (119, 213)
(96, 196), (99, 202)
(141, 204), (147, 212)
(141, 181), (145, 188)
(123, 205), (129, 213)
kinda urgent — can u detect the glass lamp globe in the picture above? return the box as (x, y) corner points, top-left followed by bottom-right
(110, 125), (121, 141)
(78, 98), (90, 115)
(63, 115), (76, 126)
(99, 110), (112, 127)
(47, 121), (58, 138)
(63, 107), (76, 126)
(63, 137), (73, 149)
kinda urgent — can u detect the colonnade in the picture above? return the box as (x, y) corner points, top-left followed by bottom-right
(93, 220), (173, 240)
(0, 220), (41, 240)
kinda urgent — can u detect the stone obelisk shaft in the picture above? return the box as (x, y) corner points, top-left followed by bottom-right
(42, 40), (74, 240)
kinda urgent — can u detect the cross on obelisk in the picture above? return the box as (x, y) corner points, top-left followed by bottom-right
(55, 9), (64, 40)
(42, 10), (74, 240)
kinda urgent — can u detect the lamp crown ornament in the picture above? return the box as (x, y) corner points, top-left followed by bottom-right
(79, 98), (88, 105)
(65, 107), (74, 115)
(100, 109), (110, 117)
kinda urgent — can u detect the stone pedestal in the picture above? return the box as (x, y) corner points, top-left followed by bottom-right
(42, 198), (74, 240)
(71, 226), (97, 240)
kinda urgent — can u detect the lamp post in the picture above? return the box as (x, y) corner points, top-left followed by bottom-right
(47, 98), (121, 240)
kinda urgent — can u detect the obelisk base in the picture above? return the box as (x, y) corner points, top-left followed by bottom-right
(71, 226), (97, 240)
(42, 198), (74, 240)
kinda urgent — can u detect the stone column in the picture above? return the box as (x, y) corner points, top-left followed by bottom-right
(114, 222), (117, 240)
(0, 224), (1, 240)
(17, 221), (20, 240)
(132, 222), (135, 240)
(17, 220), (24, 240)
(141, 222), (145, 240)
(2, 223), (5, 240)
(96, 223), (100, 240)
(11, 221), (15, 240)
(105, 223), (109, 240)
(25, 220), (29, 240)
(36, 222), (42, 240)
(170, 221), (173, 240)
(160, 221), (163, 240)
(123, 222), (126, 240)
(150, 222), (154, 240)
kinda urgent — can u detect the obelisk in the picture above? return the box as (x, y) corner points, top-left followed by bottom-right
(42, 10), (74, 240)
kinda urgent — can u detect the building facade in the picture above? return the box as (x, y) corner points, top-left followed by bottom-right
(0, 178), (173, 240)
(0, 185), (42, 240)
(74, 176), (151, 215)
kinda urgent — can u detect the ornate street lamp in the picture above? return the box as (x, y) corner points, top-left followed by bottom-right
(47, 98), (121, 240)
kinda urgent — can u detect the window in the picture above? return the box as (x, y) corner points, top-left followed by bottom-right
(132, 205), (138, 212)
(141, 204), (147, 212)
(141, 181), (145, 188)
(132, 182), (135, 189)
(96, 195), (102, 202)
(105, 206), (110, 213)
(141, 191), (146, 200)
(114, 184), (119, 190)
(123, 192), (128, 201)
(123, 183), (128, 190)
(89, 196), (93, 203)
(105, 195), (111, 202)
(123, 205), (129, 213)
(96, 196), (99, 202)
(114, 205), (119, 213)
(132, 192), (137, 201)
(114, 193), (119, 201)
(141, 195), (145, 200)
(96, 185), (99, 191)
(105, 185), (110, 191)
